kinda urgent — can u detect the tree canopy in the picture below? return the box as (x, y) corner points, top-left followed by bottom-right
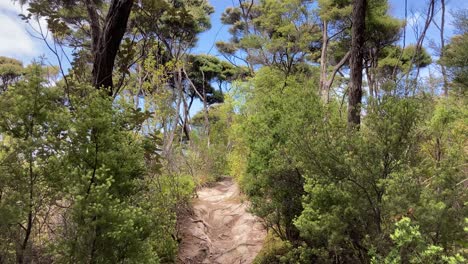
(0, 0), (466, 263)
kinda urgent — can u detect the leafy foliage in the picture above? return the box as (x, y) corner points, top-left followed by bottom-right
(0, 66), (194, 263)
(0, 56), (24, 91)
(231, 64), (466, 263)
(2, 1), (468, 263)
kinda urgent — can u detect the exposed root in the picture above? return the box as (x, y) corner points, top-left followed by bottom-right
(177, 178), (266, 264)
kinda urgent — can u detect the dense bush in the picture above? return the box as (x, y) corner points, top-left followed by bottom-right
(229, 65), (467, 263)
(0, 67), (195, 263)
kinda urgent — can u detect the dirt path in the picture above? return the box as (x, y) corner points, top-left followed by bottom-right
(177, 178), (266, 264)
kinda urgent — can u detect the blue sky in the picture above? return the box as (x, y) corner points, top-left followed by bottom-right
(192, 0), (468, 55)
(192, 0), (232, 56)
(2, 0), (465, 115)
(2, 0), (467, 65)
(1, 0), (464, 117)
(0, 0), (468, 114)
(0, 0), (48, 62)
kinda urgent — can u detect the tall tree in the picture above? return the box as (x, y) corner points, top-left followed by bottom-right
(217, 0), (320, 75)
(92, 0), (134, 92)
(348, 0), (366, 127)
(317, 0), (352, 103)
(0, 57), (23, 92)
(441, 9), (468, 93)
(439, 0), (448, 96)
(22, 0), (136, 93)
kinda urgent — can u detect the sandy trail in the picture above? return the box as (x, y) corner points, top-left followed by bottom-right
(177, 178), (266, 264)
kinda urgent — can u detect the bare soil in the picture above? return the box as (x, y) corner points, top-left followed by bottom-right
(177, 178), (266, 264)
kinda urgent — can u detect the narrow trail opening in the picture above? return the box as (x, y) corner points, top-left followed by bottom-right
(177, 178), (266, 264)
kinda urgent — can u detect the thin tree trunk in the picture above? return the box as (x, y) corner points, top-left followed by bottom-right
(182, 67), (210, 145)
(325, 51), (351, 103)
(182, 93), (191, 141)
(320, 20), (329, 102)
(239, 0), (256, 74)
(408, 0), (435, 95)
(17, 92), (39, 264)
(200, 71), (210, 147)
(440, 0), (448, 96)
(320, 20), (350, 103)
(17, 158), (34, 264)
(164, 68), (183, 157)
(348, 0), (366, 127)
(85, 0), (101, 55)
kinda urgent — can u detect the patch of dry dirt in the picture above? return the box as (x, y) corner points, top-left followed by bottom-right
(177, 178), (266, 264)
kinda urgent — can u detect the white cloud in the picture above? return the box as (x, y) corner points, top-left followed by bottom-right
(0, 0), (49, 62)
(0, 14), (37, 57)
(0, 0), (24, 14)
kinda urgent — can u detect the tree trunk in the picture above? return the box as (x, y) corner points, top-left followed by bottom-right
(164, 68), (183, 158)
(319, 20), (329, 102)
(85, 0), (101, 55)
(326, 51), (350, 103)
(320, 21), (350, 104)
(440, 0), (448, 96)
(348, 0), (366, 127)
(200, 72), (210, 147)
(181, 92), (191, 141)
(92, 0), (134, 94)
(410, 0), (435, 92)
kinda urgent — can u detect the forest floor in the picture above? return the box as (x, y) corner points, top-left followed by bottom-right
(177, 177), (266, 264)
